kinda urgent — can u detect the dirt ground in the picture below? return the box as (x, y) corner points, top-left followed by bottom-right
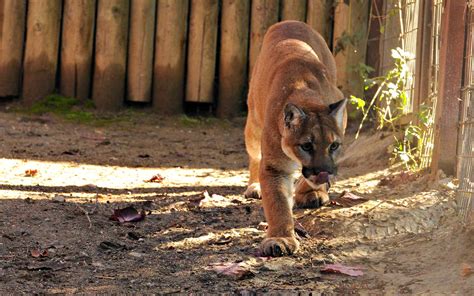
(0, 108), (473, 294)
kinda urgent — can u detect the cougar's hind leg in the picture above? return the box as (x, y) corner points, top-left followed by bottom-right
(244, 117), (261, 199)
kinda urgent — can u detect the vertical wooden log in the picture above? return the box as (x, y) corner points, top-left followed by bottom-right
(153, 0), (189, 114)
(249, 0), (279, 78)
(22, 0), (62, 104)
(0, 0), (26, 97)
(332, 0), (369, 99)
(217, 0), (250, 118)
(306, 0), (332, 44)
(431, 0), (467, 176)
(185, 0), (219, 103)
(281, 0), (306, 21)
(127, 0), (156, 103)
(92, 0), (130, 111)
(60, 0), (96, 100)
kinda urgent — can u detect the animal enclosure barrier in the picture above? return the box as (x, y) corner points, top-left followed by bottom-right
(0, 0), (370, 117)
(457, 1), (474, 226)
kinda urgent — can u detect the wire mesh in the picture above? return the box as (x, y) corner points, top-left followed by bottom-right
(457, 1), (474, 225)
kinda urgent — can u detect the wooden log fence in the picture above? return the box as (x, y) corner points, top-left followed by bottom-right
(1, 0), (373, 117)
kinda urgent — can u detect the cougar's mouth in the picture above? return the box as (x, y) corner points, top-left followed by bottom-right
(306, 171), (330, 185)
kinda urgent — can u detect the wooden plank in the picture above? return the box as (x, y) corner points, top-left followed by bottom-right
(60, 0), (96, 100)
(431, 0), (467, 176)
(281, 0), (306, 22)
(152, 0), (189, 114)
(249, 0), (279, 78)
(306, 0), (332, 44)
(22, 0), (62, 104)
(0, 0), (26, 97)
(127, 0), (156, 103)
(92, 0), (130, 111)
(217, 0), (250, 118)
(185, 0), (219, 103)
(332, 0), (369, 99)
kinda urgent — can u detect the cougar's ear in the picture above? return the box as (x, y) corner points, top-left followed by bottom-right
(329, 98), (347, 132)
(284, 103), (306, 128)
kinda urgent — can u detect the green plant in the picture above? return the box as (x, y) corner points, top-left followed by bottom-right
(351, 47), (434, 171)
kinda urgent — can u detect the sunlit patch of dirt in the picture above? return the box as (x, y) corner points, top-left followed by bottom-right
(0, 111), (472, 294)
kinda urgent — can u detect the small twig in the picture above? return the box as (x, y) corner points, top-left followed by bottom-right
(75, 203), (92, 228)
(74, 196), (98, 229)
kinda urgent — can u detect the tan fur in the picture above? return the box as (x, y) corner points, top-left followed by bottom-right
(244, 21), (347, 257)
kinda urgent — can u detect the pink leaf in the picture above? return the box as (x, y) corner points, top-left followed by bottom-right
(321, 263), (364, 277)
(144, 174), (164, 183)
(110, 206), (145, 223)
(331, 191), (368, 207)
(211, 262), (254, 280)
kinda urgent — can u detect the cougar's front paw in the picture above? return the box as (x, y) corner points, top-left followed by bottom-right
(260, 237), (299, 257)
(295, 190), (330, 209)
(244, 183), (261, 199)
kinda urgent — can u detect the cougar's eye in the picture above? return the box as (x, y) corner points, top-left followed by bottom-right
(329, 142), (340, 152)
(300, 142), (313, 152)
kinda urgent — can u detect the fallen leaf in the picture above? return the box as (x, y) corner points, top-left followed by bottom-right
(127, 231), (145, 241)
(199, 191), (233, 208)
(294, 221), (310, 238)
(30, 248), (48, 258)
(24, 169), (38, 177)
(98, 241), (127, 253)
(461, 263), (473, 277)
(110, 206), (145, 223)
(321, 263), (364, 277)
(378, 171), (419, 187)
(331, 191), (368, 207)
(62, 149), (80, 155)
(144, 174), (164, 183)
(211, 262), (255, 280)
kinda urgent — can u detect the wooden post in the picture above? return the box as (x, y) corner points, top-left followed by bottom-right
(217, 0), (250, 118)
(22, 0), (62, 104)
(185, 0), (219, 103)
(249, 0), (279, 78)
(153, 0), (189, 114)
(60, 0), (96, 100)
(332, 0), (369, 99)
(431, 0), (467, 176)
(0, 0), (26, 97)
(92, 0), (130, 111)
(127, 0), (156, 103)
(281, 0), (306, 22)
(306, 0), (332, 44)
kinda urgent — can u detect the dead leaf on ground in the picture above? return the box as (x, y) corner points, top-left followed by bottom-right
(98, 241), (127, 253)
(330, 191), (368, 207)
(24, 169), (38, 177)
(144, 174), (164, 183)
(110, 206), (145, 223)
(198, 191), (233, 208)
(30, 248), (48, 258)
(461, 263), (473, 277)
(321, 263), (364, 277)
(378, 171), (419, 187)
(294, 221), (310, 238)
(211, 262), (253, 279)
(210, 257), (270, 280)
